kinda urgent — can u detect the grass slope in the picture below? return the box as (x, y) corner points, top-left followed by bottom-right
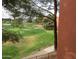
(2, 23), (54, 59)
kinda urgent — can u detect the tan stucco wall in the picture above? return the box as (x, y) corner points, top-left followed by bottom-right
(57, 0), (76, 59)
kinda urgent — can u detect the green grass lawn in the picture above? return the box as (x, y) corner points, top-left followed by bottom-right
(2, 23), (54, 59)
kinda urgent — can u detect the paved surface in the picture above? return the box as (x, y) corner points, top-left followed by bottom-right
(22, 46), (56, 59)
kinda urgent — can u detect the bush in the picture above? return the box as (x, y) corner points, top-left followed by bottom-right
(11, 19), (23, 28)
(43, 20), (54, 30)
(2, 29), (22, 43)
(42, 18), (54, 30)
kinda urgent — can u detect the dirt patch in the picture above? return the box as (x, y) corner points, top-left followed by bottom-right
(35, 24), (43, 29)
(23, 36), (37, 46)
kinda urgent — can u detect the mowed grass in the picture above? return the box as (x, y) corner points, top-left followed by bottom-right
(2, 23), (54, 59)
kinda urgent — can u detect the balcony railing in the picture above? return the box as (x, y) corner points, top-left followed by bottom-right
(23, 52), (56, 59)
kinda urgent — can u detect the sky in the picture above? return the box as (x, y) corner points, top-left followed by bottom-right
(2, 7), (13, 19)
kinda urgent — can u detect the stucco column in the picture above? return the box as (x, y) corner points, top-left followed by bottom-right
(57, 0), (76, 59)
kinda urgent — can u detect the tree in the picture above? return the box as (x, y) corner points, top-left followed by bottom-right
(54, 0), (58, 50)
(3, 0), (58, 48)
(2, 0), (57, 21)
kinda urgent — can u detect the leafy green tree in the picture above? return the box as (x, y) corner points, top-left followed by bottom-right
(2, 0), (56, 21)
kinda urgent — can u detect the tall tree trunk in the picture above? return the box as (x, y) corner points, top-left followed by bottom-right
(28, 15), (32, 23)
(54, 0), (57, 51)
(28, 10), (32, 23)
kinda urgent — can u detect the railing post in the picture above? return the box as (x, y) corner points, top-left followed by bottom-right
(48, 53), (50, 59)
(36, 56), (37, 59)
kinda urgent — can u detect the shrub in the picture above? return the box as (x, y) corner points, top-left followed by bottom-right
(2, 29), (22, 43)
(11, 19), (23, 28)
(42, 18), (54, 30)
(43, 21), (54, 30)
